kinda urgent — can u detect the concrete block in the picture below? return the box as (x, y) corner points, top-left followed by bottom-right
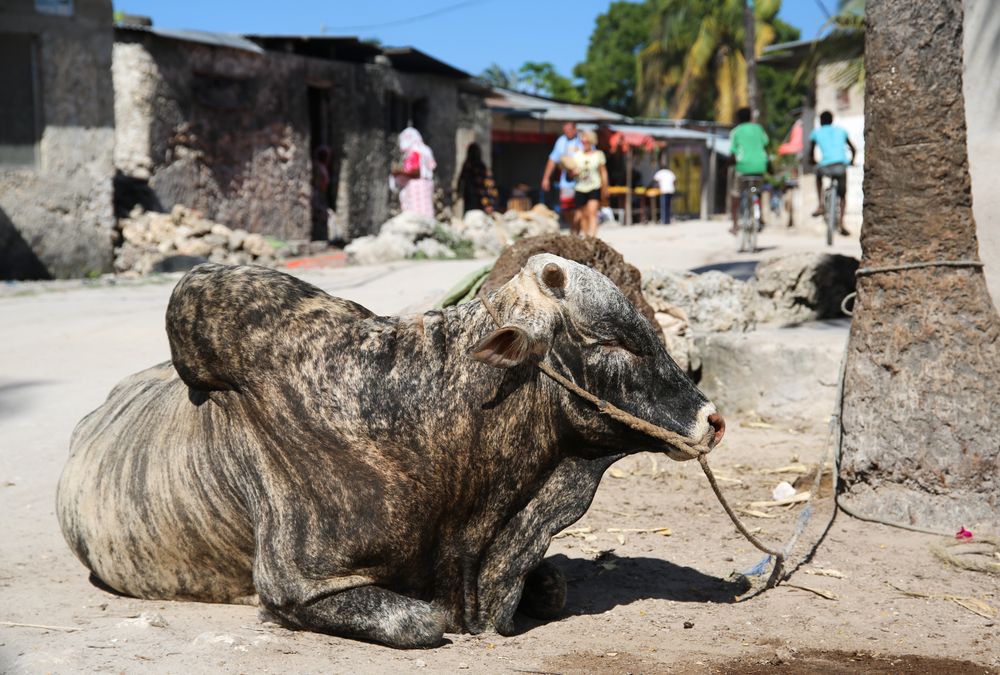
(695, 319), (849, 422)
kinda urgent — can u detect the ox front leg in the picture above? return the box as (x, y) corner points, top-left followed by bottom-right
(253, 543), (446, 648)
(475, 453), (623, 634)
(263, 585), (447, 649)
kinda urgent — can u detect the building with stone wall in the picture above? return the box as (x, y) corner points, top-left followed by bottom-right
(0, 9), (490, 279)
(112, 28), (490, 243)
(0, 0), (116, 279)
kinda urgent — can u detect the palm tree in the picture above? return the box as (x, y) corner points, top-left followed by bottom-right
(480, 64), (518, 90)
(635, 0), (702, 118)
(826, 0), (865, 89)
(637, 0), (782, 122)
(794, 0), (865, 90)
(840, 0), (1000, 531)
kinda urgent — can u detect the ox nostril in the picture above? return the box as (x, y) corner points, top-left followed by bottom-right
(707, 412), (726, 447)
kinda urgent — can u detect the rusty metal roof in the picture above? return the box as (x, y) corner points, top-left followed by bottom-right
(487, 88), (628, 123)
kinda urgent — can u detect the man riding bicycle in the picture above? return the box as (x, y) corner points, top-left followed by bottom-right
(729, 107), (769, 235)
(810, 110), (857, 236)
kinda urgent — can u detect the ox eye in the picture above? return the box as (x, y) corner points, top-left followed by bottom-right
(597, 339), (640, 357)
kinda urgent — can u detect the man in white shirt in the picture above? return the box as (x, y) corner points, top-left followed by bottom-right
(652, 164), (676, 224)
(541, 122), (584, 234)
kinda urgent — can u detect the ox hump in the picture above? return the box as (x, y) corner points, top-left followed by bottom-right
(166, 264), (372, 392)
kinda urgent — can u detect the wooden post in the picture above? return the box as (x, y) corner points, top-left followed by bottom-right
(625, 147), (633, 226)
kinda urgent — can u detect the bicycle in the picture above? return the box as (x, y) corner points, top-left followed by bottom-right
(820, 163), (847, 246)
(737, 176), (763, 253)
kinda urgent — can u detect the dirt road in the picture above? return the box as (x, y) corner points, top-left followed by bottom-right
(2, 220), (995, 673)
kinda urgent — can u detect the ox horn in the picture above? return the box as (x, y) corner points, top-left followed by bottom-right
(541, 262), (566, 290)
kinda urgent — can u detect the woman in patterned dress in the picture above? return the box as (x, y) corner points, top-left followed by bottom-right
(392, 127), (437, 219)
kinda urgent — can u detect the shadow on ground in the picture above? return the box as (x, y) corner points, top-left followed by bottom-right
(513, 552), (746, 635)
(0, 380), (51, 419)
(690, 260), (760, 280)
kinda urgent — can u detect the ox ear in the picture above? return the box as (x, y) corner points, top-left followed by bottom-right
(470, 326), (544, 369)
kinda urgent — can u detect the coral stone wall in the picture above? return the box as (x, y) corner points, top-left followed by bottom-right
(0, 0), (116, 279)
(112, 33), (482, 242)
(112, 33), (312, 240)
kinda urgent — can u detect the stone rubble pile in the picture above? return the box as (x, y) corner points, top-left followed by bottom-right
(345, 205), (560, 265)
(750, 253), (859, 325)
(114, 205), (295, 277)
(644, 252), (858, 334)
(643, 252), (858, 372)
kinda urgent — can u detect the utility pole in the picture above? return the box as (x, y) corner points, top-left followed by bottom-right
(743, 0), (760, 121)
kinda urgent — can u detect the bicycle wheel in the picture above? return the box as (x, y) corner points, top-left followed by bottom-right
(738, 191), (750, 252)
(825, 185), (837, 246)
(748, 191), (760, 252)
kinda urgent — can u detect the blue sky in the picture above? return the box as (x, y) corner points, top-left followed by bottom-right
(114, 0), (834, 78)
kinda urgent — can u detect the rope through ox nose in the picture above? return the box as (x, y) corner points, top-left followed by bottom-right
(476, 289), (786, 590)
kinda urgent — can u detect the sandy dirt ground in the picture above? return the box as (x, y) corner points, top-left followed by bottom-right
(2, 219), (996, 673)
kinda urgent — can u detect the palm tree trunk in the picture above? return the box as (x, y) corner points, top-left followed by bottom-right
(743, 0), (759, 120)
(840, 0), (1000, 531)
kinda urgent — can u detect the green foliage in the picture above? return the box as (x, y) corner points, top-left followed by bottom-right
(792, 0), (865, 91)
(516, 62), (582, 102)
(494, 0), (805, 129)
(636, 0), (712, 118)
(483, 61), (582, 102)
(827, 0), (865, 89)
(573, 1), (653, 115)
(480, 63), (519, 90)
(637, 0), (787, 122)
(431, 226), (475, 259)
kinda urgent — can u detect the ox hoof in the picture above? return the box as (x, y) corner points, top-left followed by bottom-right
(517, 559), (566, 621)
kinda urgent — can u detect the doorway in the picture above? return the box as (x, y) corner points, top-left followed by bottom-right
(308, 85), (333, 242)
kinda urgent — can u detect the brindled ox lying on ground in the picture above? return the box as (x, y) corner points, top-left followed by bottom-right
(56, 254), (724, 648)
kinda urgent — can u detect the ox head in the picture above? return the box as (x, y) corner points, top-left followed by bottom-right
(471, 254), (723, 461)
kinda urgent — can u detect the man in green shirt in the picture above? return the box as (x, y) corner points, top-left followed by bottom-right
(729, 107), (769, 233)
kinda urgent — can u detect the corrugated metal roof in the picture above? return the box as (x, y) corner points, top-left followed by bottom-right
(487, 88), (628, 123)
(580, 123), (714, 141)
(709, 135), (731, 156)
(116, 24), (265, 54)
(585, 123), (731, 155)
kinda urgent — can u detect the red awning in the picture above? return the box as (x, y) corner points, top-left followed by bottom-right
(607, 130), (660, 153)
(778, 119), (804, 155)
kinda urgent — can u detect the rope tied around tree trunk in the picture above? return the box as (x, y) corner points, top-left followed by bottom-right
(855, 259), (985, 277)
(477, 289), (787, 591)
(842, 259), (985, 317)
(838, 257), (995, 540)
